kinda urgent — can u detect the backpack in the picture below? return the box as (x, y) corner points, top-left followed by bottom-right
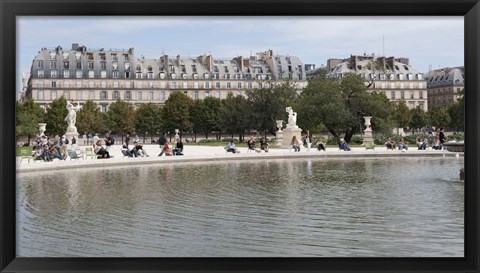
(111, 136), (115, 145)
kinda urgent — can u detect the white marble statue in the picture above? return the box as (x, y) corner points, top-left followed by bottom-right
(286, 106), (297, 128)
(65, 102), (81, 132)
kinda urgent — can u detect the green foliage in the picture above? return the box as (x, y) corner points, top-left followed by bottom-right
(350, 135), (363, 145)
(246, 81), (298, 135)
(106, 99), (136, 134)
(447, 102), (463, 130)
(161, 91), (194, 134)
(76, 100), (104, 135)
(409, 106), (427, 130)
(393, 100), (412, 128)
(16, 100), (45, 141)
(45, 96), (68, 136)
(191, 96), (221, 138)
(427, 106), (451, 129)
(136, 102), (161, 140)
(218, 93), (250, 141)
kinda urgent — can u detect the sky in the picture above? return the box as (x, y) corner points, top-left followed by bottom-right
(17, 16), (464, 99)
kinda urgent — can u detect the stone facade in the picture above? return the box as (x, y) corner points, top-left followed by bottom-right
(21, 44), (308, 112)
(326, 54), (428, 111)
(425, 66), (464, 110)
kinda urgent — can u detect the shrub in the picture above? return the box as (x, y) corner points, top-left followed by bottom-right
(350, 135), (363, 145)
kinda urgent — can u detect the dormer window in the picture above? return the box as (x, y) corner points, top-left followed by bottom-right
(87, 53), (94, 60)
(50, 52), (56, 59)
(159, 72), (165, 79)
(125, 63), (131, 70)
(136, 65), (141, 71)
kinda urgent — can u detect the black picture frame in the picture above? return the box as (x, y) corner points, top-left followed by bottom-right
(1, 0), (479, 272)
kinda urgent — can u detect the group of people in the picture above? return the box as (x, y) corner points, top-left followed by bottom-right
(291, 131), (327, 152)
(157, 133), (184, 156)
(385, 137), (409, 150)
(385, 127), (447, 151)
(32, 134), (74, 161)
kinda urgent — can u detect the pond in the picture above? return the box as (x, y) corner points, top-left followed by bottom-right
(16, 157), (464, 257)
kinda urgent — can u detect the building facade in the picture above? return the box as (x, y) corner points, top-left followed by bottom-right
(21, 44), (308, 111)
(326, 54), (428, 111)
(425, 66), (464, 110)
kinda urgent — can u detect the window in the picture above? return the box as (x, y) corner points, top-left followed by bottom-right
(418, 82), (423, 88)
(390, 83), (395, 89)
(136, 72), (143, 79)
(194, 91), (199, 100)
(76, 81), (82, 88)
(100, 91), (107, 100)
(50, 70), (58, 78)
(191, 65), (197, 73)
(88, 71), (95, 78)
(101, 82), (107, 88)
(125, 63), (131, 70)
(63, 81), (70, 88)
(112, 62), (118, 70)
(124, 54), (130, 61)
(149, 91), (154, 100)
(101, 105), (108, 113)
(76, 71), (83, 78)
(63, 62), (69, 69)
(401, 91), (405, 99)
(63, 70), (70, 78)
(409, 83), (414, 89)
(216, 91), (221, 98)
(258, 83), (262, 89)
(88, 62), (94, 70)
(159, 72), (165, 79)
(99, 53), (106, 61)
(398, 74), (404, 80)
(100, 62), (107, 70)
(87, 53), (94, 60)
(38, 70), (44, 78)
(100, 71), (107, 78)
(419, 91), (424, 99)
(183, 82), (188, 89)
(125, 82), (131, 88)
(204, 73), (210, 79)
(113, 71), (119, 78)
(170, 82), (177, 89)
(75, 52), (81, 60)
(400, 83), (404, 89)
(50, 61), (57, 69)
(76, 62), (82, 69)
(51, 81), (57, 88)
(147, 73), (154, 79)
(248, 82), (253, 89)
(215, 82), (221, 88)
(63, 90), (70, 99)
(171, 73), (176, 79)
(125, 71), (130, 78)
(51, 90), (57, 100)
(76, 90), (82, 100)
(125, 91), (131, 100)
(37, 60), (44, 69)
(89, 90), (95, 99)
(237, 82), (242, 89)
(160, 82), (166, 89)
(112, 54), (118, 61)
(193, 82), (199, 89)
(204, 82), (210, 89)
(205, 91), (210, 97)
(160, 91), (165, 101)
(391, 91), (395, 99)
(37, 90), (44, 100)
(113, 91), (119, 100)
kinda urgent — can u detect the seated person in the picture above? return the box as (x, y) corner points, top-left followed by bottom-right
(121, 144), (135, 157)
(316, 139), (326, 151)
(432, 136), (442, 150)
(397, 138), (409, 150)
(173, 140), (184, 156)
(291, 136), (300, 152)
(132, 141), (149, 157)
(94, 140), (111, 158)
(339, 138), (351, 151)
(260, 137), (269, 152)
(226, 140), (239, 153)
(416, 136), (427, 150)
(385, 137), (396, 150)
(47, 143), (65, 160)
(247, 136), (260, 152)
(161, 142), (174, 156)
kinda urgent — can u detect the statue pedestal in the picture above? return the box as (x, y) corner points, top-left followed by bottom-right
(281, 127), (303, 148)
(276, 131), (283, 146)
(363, 129), (374, 145)
(65, 128), (79, 149)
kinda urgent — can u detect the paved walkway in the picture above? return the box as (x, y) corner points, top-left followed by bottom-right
(17, 144), (462, 173)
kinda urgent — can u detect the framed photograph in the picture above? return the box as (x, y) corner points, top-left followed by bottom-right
(2, 0), (479, 272)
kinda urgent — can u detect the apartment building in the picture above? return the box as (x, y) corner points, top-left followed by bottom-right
(425, 66), (464, 110)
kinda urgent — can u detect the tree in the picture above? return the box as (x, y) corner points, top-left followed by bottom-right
(409, 106), (427, 133)
(16, 99), (45, 144)
(297, 73), (394, 143)
(245, 82), (298, 136)
(106, 99), (136, 137)
(45, 96), (68, 136)
(76, 100), (104, 136)
(447, 90), (464, 131)
(393, 100), (413, 129)
(161, 91), (194, 138)
(218, 93), (250, 141)
(136, 103), (161, 143)
(191, 96), (221, 140)
(427, 106), (451, 129)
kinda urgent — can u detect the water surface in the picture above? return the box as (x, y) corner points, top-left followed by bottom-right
(16, 157), (464, 257)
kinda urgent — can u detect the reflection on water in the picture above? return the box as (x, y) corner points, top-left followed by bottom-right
(16, 158), (464, 257)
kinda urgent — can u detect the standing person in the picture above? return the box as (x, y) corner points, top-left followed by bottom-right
(71, 136), (77, 151)
(60, 135), (69, 158)
(92, 133), (99, 148)
(105, 132), (113, 152)
(125, 133), (130, 149)
(439, 127), (446, 148)
(305, 130), (313, 152)
(291, 135), (301, 152)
